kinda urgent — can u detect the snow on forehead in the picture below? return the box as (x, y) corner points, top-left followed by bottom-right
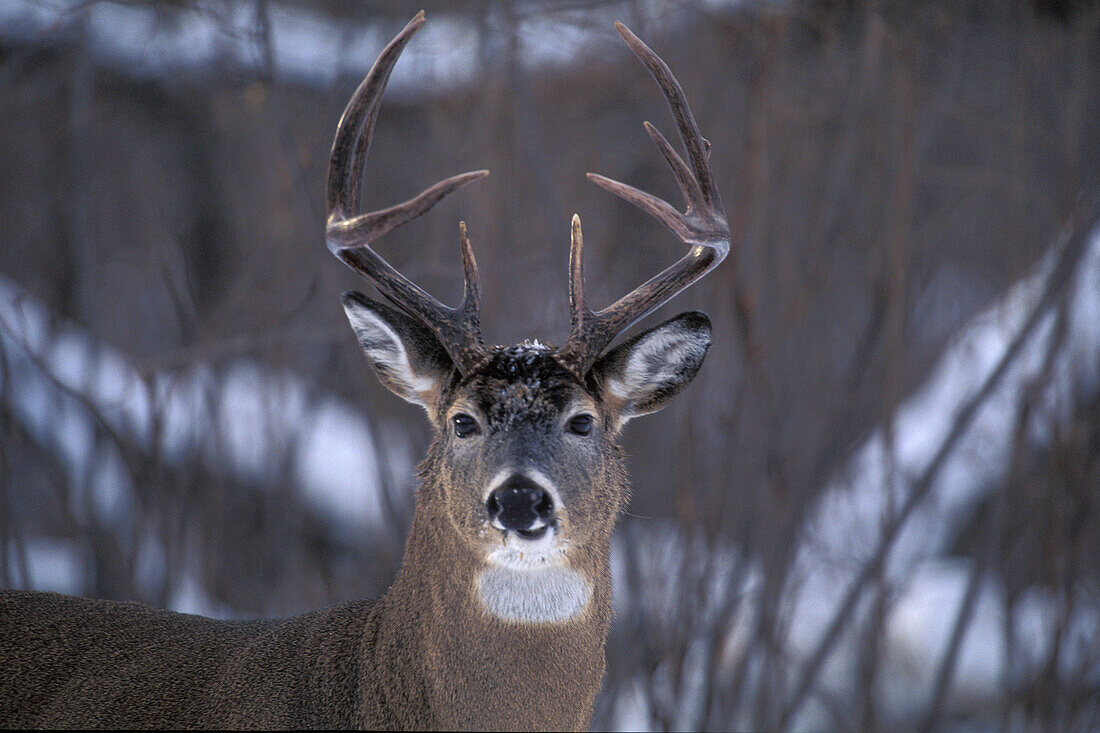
(499, 340), (551, 359)
(474, 344), (577, 426)
(479, 342), (569, 381)
(509, 339), (551, 353)
(467, 342), (579, 414)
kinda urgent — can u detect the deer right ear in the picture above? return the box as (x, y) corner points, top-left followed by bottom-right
(591, 311), (711, 430)
(341, 291), (455, 416)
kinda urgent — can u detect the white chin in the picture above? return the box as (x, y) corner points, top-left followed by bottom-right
(486, 528), (566, 569)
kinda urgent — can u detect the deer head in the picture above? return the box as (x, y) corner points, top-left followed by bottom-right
(328, 11), (728, 625)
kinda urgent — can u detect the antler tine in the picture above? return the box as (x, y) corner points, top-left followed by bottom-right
(325, 11), (491, 375)
(612, 21), (720, 212)
(558, 23), (730, 376)
(458, 221), (480, 319)
(568, 214), (588, 331)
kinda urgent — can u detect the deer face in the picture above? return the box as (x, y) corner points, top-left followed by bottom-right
(441, 343), (614, 563)
(341, 293), (711, 570)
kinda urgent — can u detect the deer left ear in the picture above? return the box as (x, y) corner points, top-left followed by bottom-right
(591, 311), (711, 427)
(340, 291), (455, 420)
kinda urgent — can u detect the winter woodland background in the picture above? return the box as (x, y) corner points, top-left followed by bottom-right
(1, 0), (1099, 729)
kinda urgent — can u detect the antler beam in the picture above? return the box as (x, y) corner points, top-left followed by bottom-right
(325, 10), (490, 375)
(558, 22), (730, 377)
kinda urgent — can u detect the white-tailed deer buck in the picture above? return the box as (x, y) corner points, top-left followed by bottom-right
(0, 11), (727, 730)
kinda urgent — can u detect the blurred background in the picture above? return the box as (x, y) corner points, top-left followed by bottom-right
(1, 0), (1098, 729)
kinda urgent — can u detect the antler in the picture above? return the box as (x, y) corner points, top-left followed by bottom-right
(326, 11), (490, 375)
(558, 22), (730, 377)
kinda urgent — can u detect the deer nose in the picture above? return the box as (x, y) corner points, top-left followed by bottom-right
(487, 478), (555, 538)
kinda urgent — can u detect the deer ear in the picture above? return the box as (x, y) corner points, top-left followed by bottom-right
(341, 291), (455, 417)
(592, 311), (711, 428)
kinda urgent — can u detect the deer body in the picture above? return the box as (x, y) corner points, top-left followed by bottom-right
(0, 11), (728, 730)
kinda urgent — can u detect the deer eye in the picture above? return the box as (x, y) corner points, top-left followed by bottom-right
(452, 413), (480, 438)
(567, 414), (594, 436)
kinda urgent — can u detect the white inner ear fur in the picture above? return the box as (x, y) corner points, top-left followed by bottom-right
(343, 305), (436, 406)
(605, 326), (704, 403)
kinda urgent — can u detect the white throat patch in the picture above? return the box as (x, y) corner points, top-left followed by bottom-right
(477, 565), (592, 624)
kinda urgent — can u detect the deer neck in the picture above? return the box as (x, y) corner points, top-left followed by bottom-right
(367, 477), (614, 731)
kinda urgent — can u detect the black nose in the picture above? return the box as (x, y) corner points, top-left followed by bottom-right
(487, 477), (555, 537)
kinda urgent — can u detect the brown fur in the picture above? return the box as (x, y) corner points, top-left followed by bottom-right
(0, 590), (371, 728)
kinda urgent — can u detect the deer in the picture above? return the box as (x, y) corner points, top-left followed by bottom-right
(0, 11), (728, 730)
